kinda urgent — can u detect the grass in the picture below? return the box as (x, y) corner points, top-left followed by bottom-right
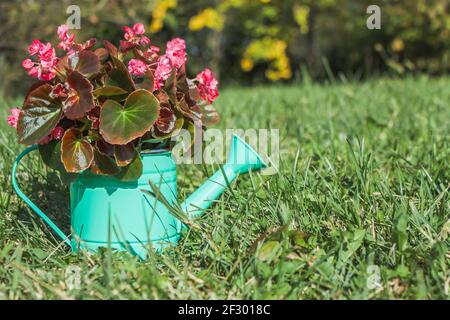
(0, 76), (449, 299)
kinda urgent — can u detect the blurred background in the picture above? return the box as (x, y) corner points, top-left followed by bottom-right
(1, 0), (449, 97)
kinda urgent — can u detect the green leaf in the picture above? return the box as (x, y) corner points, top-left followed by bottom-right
(39, 140), (64, 170)
(106, 56), (135, 92)
(339, 229), (365, 262)
(38, 140), (78, 183)
(61, 129), (94, 173)
(115, 153), (143, 181)
(257, 241), (281, 262)
(93, 86), (128, 97)
(99, 89), (160, 145)
(17, 84), (62, 145)
(288, 230), (309, 248)
(92, 146), (120, 175)
(64, 71), (95, 120)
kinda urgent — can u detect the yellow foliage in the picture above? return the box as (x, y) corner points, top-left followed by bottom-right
(240, 57), (254, 72)
(150, 0), (177, 33)
(189, 8), (225, 32)
(391, 38), (405, 53)
(241, 38), (292, 81)
(293, 5), (310, 34)
(219, 0), (270, 11)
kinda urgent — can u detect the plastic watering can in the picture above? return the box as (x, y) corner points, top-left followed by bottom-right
(12, 134), (266, 258)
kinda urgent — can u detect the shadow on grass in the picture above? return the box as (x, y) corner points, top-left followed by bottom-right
(13, 171), (71, 239)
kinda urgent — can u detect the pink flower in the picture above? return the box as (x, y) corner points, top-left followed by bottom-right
(23, 40), (58, 81)
(6, 108), (21, 129)
(28, 39), (43, 56)
(39, 72), (56, 81)
(196, 68), (219, 103)
(165, 38), (186, 69)
(51, 126), (64, 140)
(128, 59), (148, 76)
(121, 23), (150, 50)
(57, 24), (69, 41)
(150, 46), (160, 54)
(140, 36), (151, 46)
(133, 23), (145, 35)
(22, 59), (34, 69)
(142, 46), (160, 61)
(37, 126), (64, 145)
(57, 24), (75, 52)
(27, 66), (40, 78)
(154, 55), (173, 90)
(22, 59), (37, 77)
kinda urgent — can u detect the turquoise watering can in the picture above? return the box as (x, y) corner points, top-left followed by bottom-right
(12, 135), (266, 258)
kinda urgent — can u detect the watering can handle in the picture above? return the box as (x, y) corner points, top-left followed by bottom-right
(11, 145), (71, 246)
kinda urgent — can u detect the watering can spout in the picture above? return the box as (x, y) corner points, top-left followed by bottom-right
(181, 134), (266, 218)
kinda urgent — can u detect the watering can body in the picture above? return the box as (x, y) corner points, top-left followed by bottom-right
(70, 151), (180, 258)
(11, 135), (266, 258)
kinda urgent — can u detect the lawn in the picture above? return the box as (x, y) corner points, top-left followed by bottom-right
(0, 76), (448, 299)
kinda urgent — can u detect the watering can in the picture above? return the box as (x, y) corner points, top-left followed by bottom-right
(12, 134), (266, 258)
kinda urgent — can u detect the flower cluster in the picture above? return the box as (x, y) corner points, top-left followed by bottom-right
(57, 24), (75, 52)
(7, 108), (21, 128)
(128, 59), (148, 76)
(197, 68), (219, 103)
(9, 22), (221, 182)
(120, 23), (150, 50)
(154, 55), (173, 90)
(165, 38), (187, 69)
(22, 40), (58, 81)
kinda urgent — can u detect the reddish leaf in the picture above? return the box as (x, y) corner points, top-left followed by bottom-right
(114, 143), (136, 167)
(96, 139), (114, 156)
(188, 79), (201, 102)
(94, 48), (109, 62)
(106, 56), (135, 92)
(61, 129), (94, 173)
(199, 104), (220, 126)
(74, 50), (100, 77)
(103, 40), (118, 58)
(24, 81), (47, 101)
(92, 146), (120, 175)
(164, 68), (177, 102)
(155, 106), (176, 133)
(135, 69), (154, 92)
(177, 66), (197, 107)
(152, 117), (184, 140)
(18, 84), (63, 145)
(64, 71), (95, 120)
(55, 56), (70, 80)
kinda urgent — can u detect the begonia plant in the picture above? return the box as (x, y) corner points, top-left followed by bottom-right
(7, 23), (220, 181)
